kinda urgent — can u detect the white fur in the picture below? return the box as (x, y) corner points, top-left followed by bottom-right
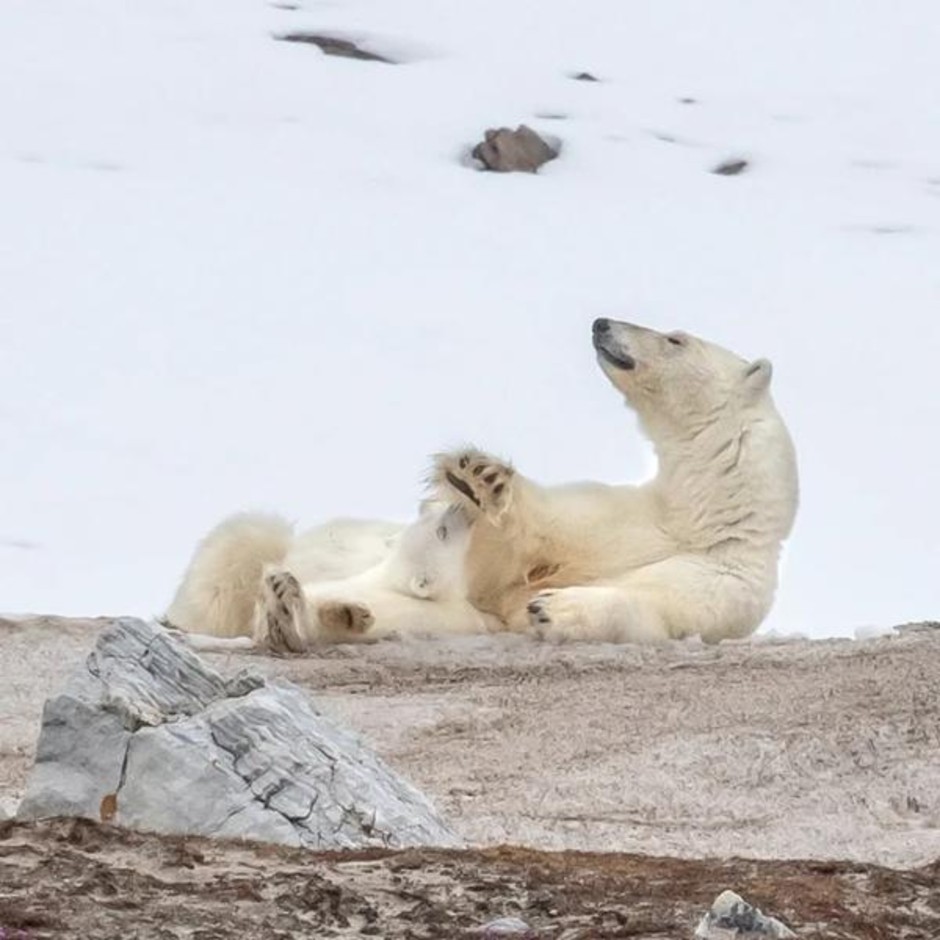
(165, 320), (798, 647)
(166, 503), (493, 649)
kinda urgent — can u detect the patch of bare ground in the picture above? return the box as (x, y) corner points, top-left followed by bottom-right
(3, 618), (940, 868)
(1, 817), (939, 939)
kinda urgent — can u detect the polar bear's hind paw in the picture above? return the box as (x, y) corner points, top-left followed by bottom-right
(318, 601), (375, 636)
(256, 570), (310, 654)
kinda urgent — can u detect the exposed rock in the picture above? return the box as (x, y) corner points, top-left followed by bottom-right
(479, 916), (536, 937)
(712, 157), (750, 176)
(276, 32), (394, 63)
(471, 125), (558, 173)
(695, 890), (796, 939)
(571, 71), (599, 82)
(17, 618), (459, 849)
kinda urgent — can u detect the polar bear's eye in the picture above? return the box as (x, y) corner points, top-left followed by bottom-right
(436, 524), (448, 542)
(667, 333), (686, 347)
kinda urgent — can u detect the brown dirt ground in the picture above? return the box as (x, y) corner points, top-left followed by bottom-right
(1, 817), (939, 939)
(2, 617), (940, 937)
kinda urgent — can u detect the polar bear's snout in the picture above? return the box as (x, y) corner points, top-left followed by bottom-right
(593, 318), (636, 371)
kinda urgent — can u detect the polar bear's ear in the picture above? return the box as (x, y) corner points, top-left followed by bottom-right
(743, 358), (773, 395)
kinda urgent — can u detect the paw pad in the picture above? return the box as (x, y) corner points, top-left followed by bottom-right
(434, 449), (514, 521)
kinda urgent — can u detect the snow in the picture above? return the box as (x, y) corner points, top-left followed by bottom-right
(1, 0), (938, 635)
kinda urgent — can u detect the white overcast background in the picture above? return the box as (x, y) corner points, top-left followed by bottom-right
(2, 0), (938, 636)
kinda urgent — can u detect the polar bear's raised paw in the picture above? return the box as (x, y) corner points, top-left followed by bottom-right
(255, 570), (310, 654)
(433, 449), (514, 522)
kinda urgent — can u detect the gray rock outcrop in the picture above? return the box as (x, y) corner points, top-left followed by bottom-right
(17, 618), (459, 849)
(471, 125), (558, 173)
(695, 890), (796, 939)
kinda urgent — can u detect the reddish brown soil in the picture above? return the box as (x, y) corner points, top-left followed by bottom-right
(2, 818), (939, 939)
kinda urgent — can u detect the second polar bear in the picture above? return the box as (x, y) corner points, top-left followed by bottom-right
(165, 318), (798, 647)
(165, 501), (495, 651)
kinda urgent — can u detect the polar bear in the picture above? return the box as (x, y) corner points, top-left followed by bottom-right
(165, 318), (798, 647)
(430, 318), (799, 642)
(165, 501), (496, 651)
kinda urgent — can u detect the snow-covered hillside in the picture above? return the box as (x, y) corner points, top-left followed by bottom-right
(2, 0), (937, 635)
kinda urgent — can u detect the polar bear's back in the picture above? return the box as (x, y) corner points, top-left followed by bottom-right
(287, 518), (404, 584)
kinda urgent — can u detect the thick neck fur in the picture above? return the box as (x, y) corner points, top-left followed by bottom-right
(646, 398), (798, 560)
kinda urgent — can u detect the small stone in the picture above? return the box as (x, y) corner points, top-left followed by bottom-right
(712, 157), (750, 176)
(571, 71), (599, 82)
(695, 889), (796, 939)
(479, 916), (536, 937)
(471, 125), (558, 173)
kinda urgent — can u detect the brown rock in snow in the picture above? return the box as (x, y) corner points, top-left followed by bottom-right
(471, 125), (558, 173)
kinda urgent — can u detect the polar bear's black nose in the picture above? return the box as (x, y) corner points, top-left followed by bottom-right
(593, 318), (611, 335)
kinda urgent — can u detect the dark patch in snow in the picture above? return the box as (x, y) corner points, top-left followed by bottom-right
(712, 157), (750, 176)
(570, 71), (599, 82)
(843, 222), (922, 235)
(1, 538), (40, 551)
(870, 224), (917, 235)
(649, 130), (701, 147)
(276, 33), (395, 64)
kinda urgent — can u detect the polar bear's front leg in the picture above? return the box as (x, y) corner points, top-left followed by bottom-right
(526, 586), (670, 644)
(432, 449), (515, 524)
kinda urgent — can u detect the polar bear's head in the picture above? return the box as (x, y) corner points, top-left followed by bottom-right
(592, 318), (773, 433)
(386, 503), (473, 601)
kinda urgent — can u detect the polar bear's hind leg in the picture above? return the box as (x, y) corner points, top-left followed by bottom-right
(253, 569), (311, 653)
(165, 513), (293, 639)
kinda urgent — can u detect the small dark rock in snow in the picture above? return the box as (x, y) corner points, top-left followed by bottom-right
(712, 157), (750, 176)
(471, 125), (558, 173)
(277, 32), (394, 63)
(695, 890), (796, 939)
(571, 71), (600, 82)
